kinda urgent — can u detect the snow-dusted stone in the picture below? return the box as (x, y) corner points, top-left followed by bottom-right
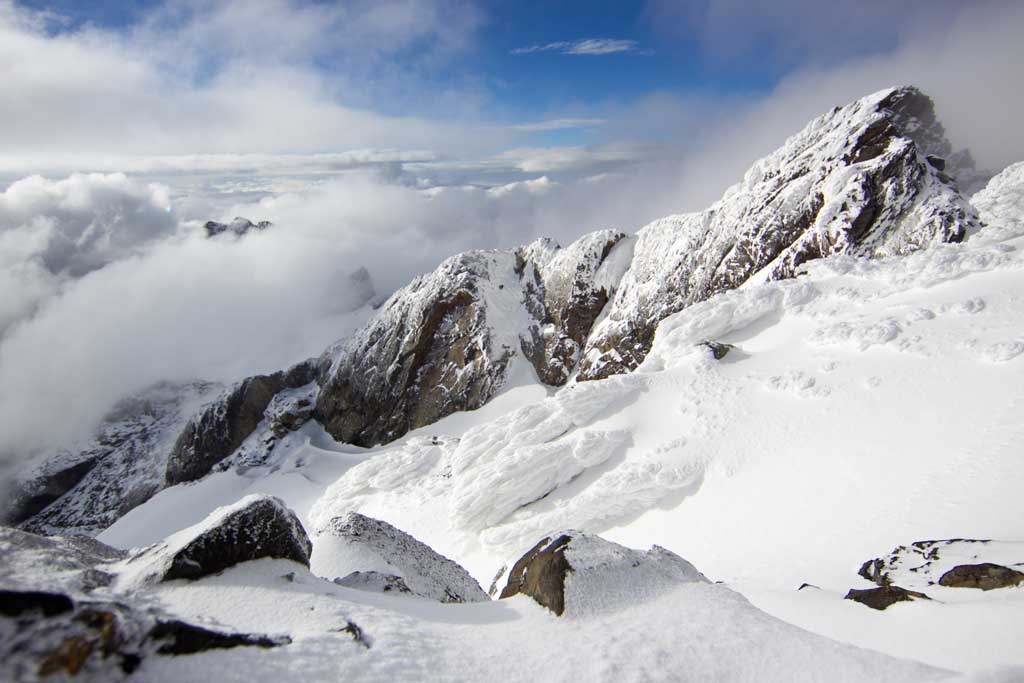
(166, 360), (318, 485)
(312, 512), (489, 603)
(333, 571), (413, 596)
(857, 538), (1024, 592)
(844, 585), (930, 611)
(578, 86), (979, 380)
(0, 526), (126, 595)
(126, 495), (311, 584)
(500, 532), (708, 616)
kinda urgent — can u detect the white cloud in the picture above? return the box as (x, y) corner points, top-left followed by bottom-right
(511, 39), (642, 56)
(0, 173), (175, 336)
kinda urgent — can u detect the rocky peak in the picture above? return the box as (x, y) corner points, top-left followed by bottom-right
(576, 85), (979, 380)
(204, 217), (271, 238)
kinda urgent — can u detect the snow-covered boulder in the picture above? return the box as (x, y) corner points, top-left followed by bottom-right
(578, 86), (979, 380)
(312, 512), (489, 603)
(124, 495), (311, 585)
(500, 533), (708, 616)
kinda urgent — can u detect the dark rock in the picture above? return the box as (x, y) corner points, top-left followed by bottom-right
(145, 495), (312, 582)
(699, 341), (734, 360)
(204, 217), (271, 238)
(797, 583), (820, 591)
(166, 361), (317, 485)
(500, 535), (573, 615)
(149, 619), (289, 654)
(2, 457), (99, 526)
(0, 590), (74, 617)
(334, 621), (370, 648)
(844, 585), (930, 610)
(937, 563), (1024, 591)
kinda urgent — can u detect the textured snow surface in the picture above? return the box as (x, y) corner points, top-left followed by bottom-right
(972, 162), (1024, 243)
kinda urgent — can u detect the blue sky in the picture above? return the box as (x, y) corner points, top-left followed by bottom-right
(11, 0), (975, 150)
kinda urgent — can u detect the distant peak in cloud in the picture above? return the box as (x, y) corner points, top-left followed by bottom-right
(511, 38), (643, 56)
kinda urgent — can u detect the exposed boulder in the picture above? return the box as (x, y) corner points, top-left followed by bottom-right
(844, 586), (930, 610)
(312, 512), (488, 603)
(128, 495), (311, 584)
(938, 563), (1024, 591)
(500, 532), (707, 616)
(577, 86), (979, 380)
(166, 360), (317, 485)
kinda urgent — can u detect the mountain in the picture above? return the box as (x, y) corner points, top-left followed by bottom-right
(7, 86), (982, 535)
(203, 217), (272, 238)
(6, 86), (1024, 679)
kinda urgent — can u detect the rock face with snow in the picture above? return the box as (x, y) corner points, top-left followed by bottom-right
(0, 526), (127, 595)
(165, 361), (317, 485)
(500, 532), (707, 616)
(577, 86), (979, 379)
(312, 512), (489, 603)
(7, 382), (220, 537)
(314, 232), (629, 446)
(130, 495), (311, 584)
(938, 563), (1024, 590)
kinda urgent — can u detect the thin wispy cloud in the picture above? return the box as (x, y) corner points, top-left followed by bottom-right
(511, 38), (642, 56)
(512, 118), (606, 132)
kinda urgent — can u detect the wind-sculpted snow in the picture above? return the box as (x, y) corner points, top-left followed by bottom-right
(972, 161), (1024, 244)
(578, 86), (978, 380)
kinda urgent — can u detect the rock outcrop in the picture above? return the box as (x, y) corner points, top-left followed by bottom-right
(204, 217), (271, 238)
(500, 532), (707, 616)
(312, 512), (488, 603)
(129, 495), (312, 584)
(577, 86), (979, 379)
(9, 382), (220, 537)
(165, 361), (317, 485)
(314, 232), (630, 447)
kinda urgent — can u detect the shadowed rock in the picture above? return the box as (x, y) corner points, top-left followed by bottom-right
(938, 563), (1024, 591)
(129, 495), (312, 583)
(844, 585), (930, 610)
